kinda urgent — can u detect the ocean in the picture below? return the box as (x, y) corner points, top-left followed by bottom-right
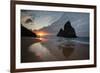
(42, 36), (89, 44)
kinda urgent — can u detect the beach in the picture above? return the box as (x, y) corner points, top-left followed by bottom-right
(21, 37), (89, 63)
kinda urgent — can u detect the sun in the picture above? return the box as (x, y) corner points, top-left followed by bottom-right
(33, 30), (51, 38)
(35, 31), (47, 37)
(37, 32), (45, 37)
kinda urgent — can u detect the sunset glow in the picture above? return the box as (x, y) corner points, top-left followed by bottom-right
(34, 31), (51, 37)
(33, 31), (50, 41)
(37, 32), (45, 37)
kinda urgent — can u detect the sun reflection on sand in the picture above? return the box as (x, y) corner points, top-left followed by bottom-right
(37, 38), (48, 42)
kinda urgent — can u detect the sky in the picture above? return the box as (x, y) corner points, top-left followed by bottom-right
(21, 10), (63, 30)
(21, 10), (89, 37)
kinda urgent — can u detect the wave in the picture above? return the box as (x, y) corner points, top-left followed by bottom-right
(72, 40), (89, 44)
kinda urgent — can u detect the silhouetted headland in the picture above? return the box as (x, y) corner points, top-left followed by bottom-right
(21, 25), (37, 37)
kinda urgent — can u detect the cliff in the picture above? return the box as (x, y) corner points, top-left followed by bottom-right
(21, 25), (37, 37)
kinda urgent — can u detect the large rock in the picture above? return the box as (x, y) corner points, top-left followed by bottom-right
(21, 25), (37, 37)
(57, 21), (77, 38)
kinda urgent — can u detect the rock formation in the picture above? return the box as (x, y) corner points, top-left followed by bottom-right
(57, 21), (77, 38)
(21, 25), (37, 37)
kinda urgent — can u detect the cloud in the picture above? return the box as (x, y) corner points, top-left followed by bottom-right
(21, 10), (63, 30)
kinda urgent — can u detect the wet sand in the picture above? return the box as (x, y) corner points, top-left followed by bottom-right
(21, 37), (89, 63)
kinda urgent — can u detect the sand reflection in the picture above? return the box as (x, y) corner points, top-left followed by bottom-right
(21, 37), (89, 63)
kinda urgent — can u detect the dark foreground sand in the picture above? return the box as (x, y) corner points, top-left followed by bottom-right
(21, 37), (89, 63)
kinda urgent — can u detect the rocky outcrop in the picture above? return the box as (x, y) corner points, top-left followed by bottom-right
(21, 25), (37, 37)
(57, 21), (77, 38)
